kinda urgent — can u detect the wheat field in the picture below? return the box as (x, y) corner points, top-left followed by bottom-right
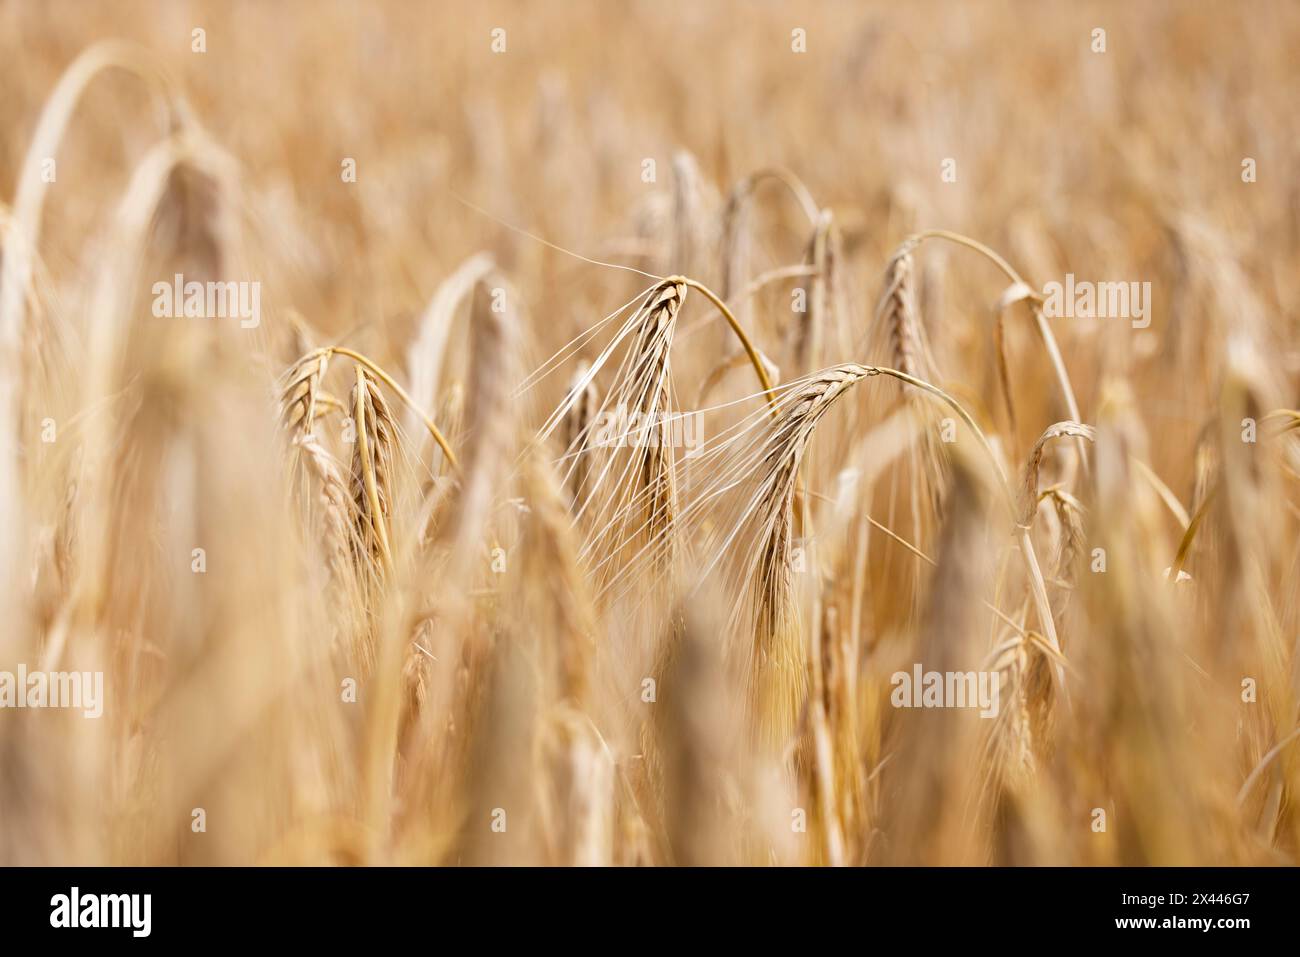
(1, 0), (1298, 867)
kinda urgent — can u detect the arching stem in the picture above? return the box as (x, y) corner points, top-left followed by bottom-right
(679, 277), (779, 414)
(297, 346), (459, 472)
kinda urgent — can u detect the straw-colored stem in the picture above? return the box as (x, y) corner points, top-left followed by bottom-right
(679, 277), (778, 413)
(739, 166), (821, 227)
(864, 365), (1065, 666)
(911, 230), (1087, 475)
(301, 346), (459, 472)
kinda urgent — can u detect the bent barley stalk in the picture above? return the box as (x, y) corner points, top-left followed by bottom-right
(404, 252), (497, 454)
(1019, 422), (1097, 527)
(9, 13), (1299, 869)
(906, 229), (1088, 476)
(287, 345), (458, 471)
(738, 361), (1068, 749)
(575, 274), (779, 591)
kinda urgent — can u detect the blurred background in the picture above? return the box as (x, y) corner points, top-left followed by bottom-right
(1, 0), (1298, 866)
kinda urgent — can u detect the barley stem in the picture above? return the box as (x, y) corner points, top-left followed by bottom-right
(679, 277), (779, 413)
(300, 346), (459, 472)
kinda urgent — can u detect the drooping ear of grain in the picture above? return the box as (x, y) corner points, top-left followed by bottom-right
(19, 94), (326, 862)
(296, 429), (357, 587)
(441, 274), (521, 560)
(400, 272), (523, 793)
(576, 278), (685, 592)
(69, 133), (239, 651)
(349, 365), (396, 573)
(403, 252), (496, 466)
(627, 280), (683, 558)
(873, 243), (937, 387)
(277, 351), (368, 646)
(865, 241), (950, 629)
(1018, 421), (1096, 527)
(740, 364), (871, 751)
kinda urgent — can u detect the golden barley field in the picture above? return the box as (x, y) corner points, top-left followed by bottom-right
(1, 0), (1298, 867)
